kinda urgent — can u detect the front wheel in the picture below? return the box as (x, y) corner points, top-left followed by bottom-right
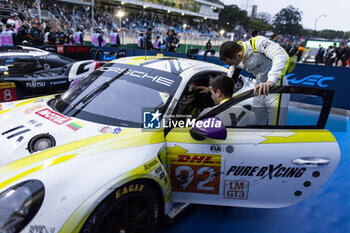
(80, 181), (159, 233)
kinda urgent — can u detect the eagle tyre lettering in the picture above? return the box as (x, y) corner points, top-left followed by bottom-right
(80, 180), (158, 233)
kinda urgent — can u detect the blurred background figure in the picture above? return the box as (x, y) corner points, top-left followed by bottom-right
(163, 27), (179, 52)
(110, 27), (120, 47)
(74, 25), (84, 45)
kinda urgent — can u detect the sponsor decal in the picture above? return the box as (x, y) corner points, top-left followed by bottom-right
(144, 159), (160, 171)
(210, 145), (222, 153)
(224, 180), (249, 200)
(1, 125), (31, 140)
(0, 102), (15, 111)
(66, 121), (85, 131)
(26, 80), (46, 88)
(115, 184), (144, 199)
(29, 225), (55, 233)
(0, 82), (16, 89)
(0, 84), (17, 102)
(225, 164), (307, 179)
(286, 74), (334, 88)
(57, 45), (64, 53)
(49, 80), (67, 85)
(28, 119), (43, 128)
(66, 46), (89, 53)
(98, 126), (122, 135)
(35, 108), (71, 125)
(113, 127), (121, 135)
(24, 104), (45, 115)
(169, 146), (221, 194)
(226, 145), (234, 153)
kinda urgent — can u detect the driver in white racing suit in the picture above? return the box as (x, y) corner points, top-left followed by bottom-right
(198, 75), (256, 127)
(220, 36), (290, 125)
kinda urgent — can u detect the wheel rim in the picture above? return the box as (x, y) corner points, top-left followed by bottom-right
(96, 195), (154, 233)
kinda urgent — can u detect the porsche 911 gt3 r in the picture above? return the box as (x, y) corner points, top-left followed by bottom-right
(0, 56), (340, 233)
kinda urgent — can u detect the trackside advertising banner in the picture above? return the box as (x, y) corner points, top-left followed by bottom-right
(286, 63), (350, 110)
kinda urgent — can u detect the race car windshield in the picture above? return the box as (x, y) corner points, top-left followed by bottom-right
(52, 63), (181, 127)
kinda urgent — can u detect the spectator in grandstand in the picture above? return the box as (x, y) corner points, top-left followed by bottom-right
(17, 20), (30, 45)
(282, 39), (291, 54)
(295, 44), (304, 63)
(2, 23), (17, 46)
(303, 47), (311, 63)
(7, 12), (20, 32)
(270, 33), (279, 43)
(29, 21), (44, 46)
(98, 30), (106, 47)
(0, 22), (3, 47)
(315, 44), (325, 65)
(252, 30), (260, 37)
(48, 26), (57, 45)
(43, 25), (51, 45)
(335, 43), (344, 66)
(340, 44), (350, 67)
(66, 29), (75, 45)
(206, 38), (212, 50)
(163, 27), (179, 52)
(137, 33), (144, 49)
(55, 26), (65, 45)
(288, 42), (298, 57)
(144, 27), (153, 50)
(325, 46), (336, 66)
(153, 35), (161, 51)
(110, 27), (120, 47)
(74, 25), (84, 45)
(91, 27), (100, 46)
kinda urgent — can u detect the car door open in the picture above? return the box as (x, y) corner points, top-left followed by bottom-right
(165, 86), (340, 208)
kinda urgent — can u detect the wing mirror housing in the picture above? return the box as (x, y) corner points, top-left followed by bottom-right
(190, 117), (227, 140)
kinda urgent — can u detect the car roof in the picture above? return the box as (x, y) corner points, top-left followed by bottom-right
(111, 56), (226, 76)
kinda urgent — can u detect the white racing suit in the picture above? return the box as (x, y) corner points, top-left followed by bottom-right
(228, 36), (290, 126)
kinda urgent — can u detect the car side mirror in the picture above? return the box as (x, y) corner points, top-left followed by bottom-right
(190, 117), (227, 140)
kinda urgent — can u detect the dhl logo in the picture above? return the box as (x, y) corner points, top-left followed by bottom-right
(170, 154), (221, 166)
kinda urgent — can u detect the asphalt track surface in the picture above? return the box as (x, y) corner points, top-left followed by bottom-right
(157, 112), (349, 233)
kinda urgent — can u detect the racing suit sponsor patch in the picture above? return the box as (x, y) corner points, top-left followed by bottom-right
(226, 164), (306, 179)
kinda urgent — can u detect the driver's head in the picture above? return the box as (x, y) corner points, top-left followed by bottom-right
(219, 41), (244, 67)
(180, 82), (197, 105)
(209, 75), (234, 105)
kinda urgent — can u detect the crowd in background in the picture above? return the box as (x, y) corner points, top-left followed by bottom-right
(1, 0), (350, 66)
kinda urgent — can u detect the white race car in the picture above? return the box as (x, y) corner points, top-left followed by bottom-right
(0, 56), (340, 233)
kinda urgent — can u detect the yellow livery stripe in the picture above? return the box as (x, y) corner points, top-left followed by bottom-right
(261, 130), (336, 144)
(0, 154), (77, 190)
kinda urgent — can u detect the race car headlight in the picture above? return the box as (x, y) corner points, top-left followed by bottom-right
(0, 180), (45, 233)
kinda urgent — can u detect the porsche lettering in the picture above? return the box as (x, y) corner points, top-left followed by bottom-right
(98, 66), (174, 87)
(226, 164), (306, 179)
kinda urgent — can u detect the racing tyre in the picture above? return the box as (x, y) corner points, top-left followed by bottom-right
(80, 180), (159, 233)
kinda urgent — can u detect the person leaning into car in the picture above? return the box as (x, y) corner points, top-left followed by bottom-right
(198, 75), (256, 127)
(219, 36), (290, 126)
